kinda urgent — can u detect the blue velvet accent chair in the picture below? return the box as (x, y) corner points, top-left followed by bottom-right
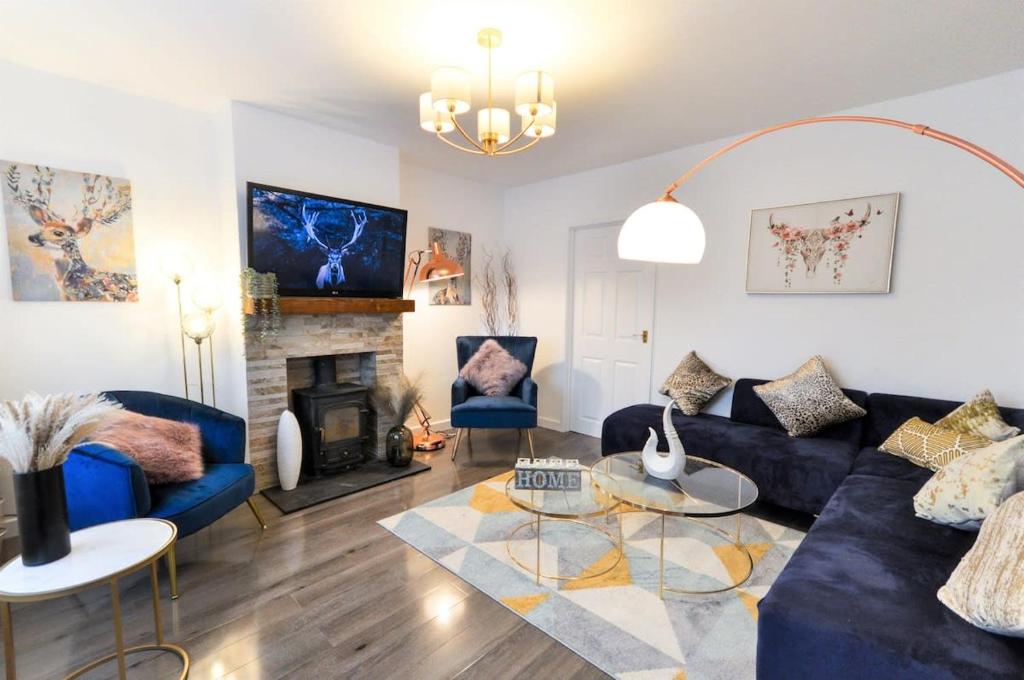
(450, 336), (538, 462)
(63, 391), (265, 598)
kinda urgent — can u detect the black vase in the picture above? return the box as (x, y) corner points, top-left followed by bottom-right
(14, 465), (71, 566)
(386, 425), (414, 467)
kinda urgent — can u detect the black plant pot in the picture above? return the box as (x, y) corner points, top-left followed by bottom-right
(14, 465), (71, 567)
(386, 425), (414, 467)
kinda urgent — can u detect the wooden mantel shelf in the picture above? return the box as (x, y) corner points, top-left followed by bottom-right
(243, 297), (415, 315)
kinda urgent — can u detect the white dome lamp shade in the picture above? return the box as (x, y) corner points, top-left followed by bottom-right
(617, 195), (705, 264)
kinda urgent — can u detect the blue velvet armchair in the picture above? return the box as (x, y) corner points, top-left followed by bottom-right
(450, 336), (538, 461)
(63, 391), (264, 598)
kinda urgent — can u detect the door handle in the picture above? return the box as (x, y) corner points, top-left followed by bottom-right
(635, 330), (649, 344)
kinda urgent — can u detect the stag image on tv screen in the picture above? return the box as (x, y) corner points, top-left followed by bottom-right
(248, 184), (407, 298)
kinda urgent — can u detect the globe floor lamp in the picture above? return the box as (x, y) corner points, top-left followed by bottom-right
(404, 241), (466, 451)
(618, 115), (1024, 263)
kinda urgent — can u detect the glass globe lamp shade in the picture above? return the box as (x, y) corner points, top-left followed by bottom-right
(160, 253), (193, 283)
(419, 92), (455, 133)
(523, 101), (556, 138)
(191, 279), (224, 313)
(514, 71), (554, 117)
(477, 107), (510, 144)
(617, 197), (706, 263)
(430, 67), (471, 115)
(182, 312), (215, 341)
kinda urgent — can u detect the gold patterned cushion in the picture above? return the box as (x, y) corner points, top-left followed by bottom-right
(913, 435), (1024, 530)
(752, 355), (866, 437)
(938, 489), (1024, 636)
(658, 351), (731, 416)
(878, 417), (991, 470)
(935, 390), (1020, 442)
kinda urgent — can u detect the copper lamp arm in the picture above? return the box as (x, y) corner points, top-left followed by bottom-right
(663, 115), (1024, 197)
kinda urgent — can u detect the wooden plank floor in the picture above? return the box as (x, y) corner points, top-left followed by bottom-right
(1, 428), (611, 679)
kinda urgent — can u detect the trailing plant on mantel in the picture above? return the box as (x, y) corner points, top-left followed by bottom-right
(0, 393), (120, 472)
(477, 248), (520, 335)
(241, 268), (282, 341)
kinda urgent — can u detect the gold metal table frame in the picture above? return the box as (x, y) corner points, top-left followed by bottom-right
(504, 474), (623, 584)
(591, 453), (759, 599)
(0, 519), (189, 680)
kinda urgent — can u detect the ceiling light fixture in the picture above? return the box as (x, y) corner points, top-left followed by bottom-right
(419, 28), (556, 157)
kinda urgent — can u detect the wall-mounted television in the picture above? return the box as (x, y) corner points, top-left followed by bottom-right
(246, 182), (408, 298)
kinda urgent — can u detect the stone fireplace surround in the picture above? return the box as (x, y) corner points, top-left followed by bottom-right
(244, 311), (403, 490)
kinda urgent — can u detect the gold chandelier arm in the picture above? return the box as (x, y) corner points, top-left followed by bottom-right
(449, 114), (488, 153)
(495, 116), (535, 153)
(435, 130), (486, 155)
(664, 115), (1024, 196)
(494, 134), (542, 156)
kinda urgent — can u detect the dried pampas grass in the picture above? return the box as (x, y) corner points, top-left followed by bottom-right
(0, 393), (121, 473)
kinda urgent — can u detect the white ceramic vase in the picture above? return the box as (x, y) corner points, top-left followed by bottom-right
(640, 401), (686, 480)
(277, 410), (302, 491)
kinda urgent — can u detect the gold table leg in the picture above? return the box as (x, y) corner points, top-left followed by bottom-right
(659, 514), (666, 600)
(2, 602), (14, 680)
(167, 545), (179, 600)
(110, 579), (127, 680)
(65, 557), (190, 680)
(535, 512), (541, 585)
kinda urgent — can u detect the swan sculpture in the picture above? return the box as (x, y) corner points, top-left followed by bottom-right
(641, 400), (686, 480)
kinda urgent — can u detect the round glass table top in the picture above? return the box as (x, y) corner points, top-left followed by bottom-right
(591, 452), (758, 517)
(505, 469), (620, 519)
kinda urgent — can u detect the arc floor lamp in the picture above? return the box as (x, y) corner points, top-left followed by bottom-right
(618, 115), (1024, 263)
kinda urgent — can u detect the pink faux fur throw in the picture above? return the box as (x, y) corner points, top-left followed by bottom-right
(91, 411), (204, 485)
(459, 339), (528, 397)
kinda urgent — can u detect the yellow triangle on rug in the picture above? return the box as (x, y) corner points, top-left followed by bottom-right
(501, 593), (551, 615)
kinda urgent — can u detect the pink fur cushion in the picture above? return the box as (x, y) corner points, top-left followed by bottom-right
(91, 411), (204, 484)
(460, 339), (528, 397)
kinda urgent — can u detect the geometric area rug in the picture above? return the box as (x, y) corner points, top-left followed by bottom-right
(379, 471), (805, 680)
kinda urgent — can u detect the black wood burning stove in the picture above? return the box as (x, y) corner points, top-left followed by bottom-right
(292, 356), (372, 476)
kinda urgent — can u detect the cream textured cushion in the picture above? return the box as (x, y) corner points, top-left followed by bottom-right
(913, 435), (1024, 530)
(938, 490), (1024, 636)
(935, 390), (1020, 441)
(658, 351), (731, 416)
(752, 355), (866, 437)
(879, 417), (991, 471)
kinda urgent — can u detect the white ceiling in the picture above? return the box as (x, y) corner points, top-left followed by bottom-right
(0, 0), (1021, 186)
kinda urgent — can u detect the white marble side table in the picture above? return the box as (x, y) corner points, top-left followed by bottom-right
(0, 518), (188, 679)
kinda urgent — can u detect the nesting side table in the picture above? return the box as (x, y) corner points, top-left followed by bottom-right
(0, 518), (189, 679)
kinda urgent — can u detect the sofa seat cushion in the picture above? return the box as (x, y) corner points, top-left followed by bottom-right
(149, 463), (255, 539)
(851, 446), (933, 485)
(757, 474), (1024, 680)
(450, 395), (537, 428)
(601, 404), (856, 514)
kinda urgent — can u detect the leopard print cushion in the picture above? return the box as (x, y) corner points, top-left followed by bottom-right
(753, 355), (866, 437)
(658, 351), (731, 416)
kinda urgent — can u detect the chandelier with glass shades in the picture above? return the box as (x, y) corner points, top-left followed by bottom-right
(419, 28), (556, 156)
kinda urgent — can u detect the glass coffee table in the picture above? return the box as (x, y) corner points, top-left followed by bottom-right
(505, 468), (622, 584)
(591, 452), (759, 597)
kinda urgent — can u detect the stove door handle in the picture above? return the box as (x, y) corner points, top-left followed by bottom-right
(319, 427), (326, 447)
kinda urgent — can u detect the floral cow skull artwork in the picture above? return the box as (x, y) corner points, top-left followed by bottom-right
(768, 203), (874, 287)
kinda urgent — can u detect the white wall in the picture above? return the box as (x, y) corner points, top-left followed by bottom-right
(400, 159), (506, 428)
(0, 61), (244, 412)
(506, 69), (1024, 430)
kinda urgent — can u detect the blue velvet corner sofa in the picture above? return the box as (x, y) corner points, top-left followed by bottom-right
(63, 391), (264, 596)
(602, 380), (1024, 680)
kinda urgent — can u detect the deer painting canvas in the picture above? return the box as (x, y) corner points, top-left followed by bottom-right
(746, 193), (899, 293)
(2, 162), (138, 302)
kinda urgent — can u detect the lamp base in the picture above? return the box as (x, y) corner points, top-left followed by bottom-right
(414, 431), (446, 452)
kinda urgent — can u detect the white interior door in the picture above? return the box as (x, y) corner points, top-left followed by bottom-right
(570, 224), (656, 437)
